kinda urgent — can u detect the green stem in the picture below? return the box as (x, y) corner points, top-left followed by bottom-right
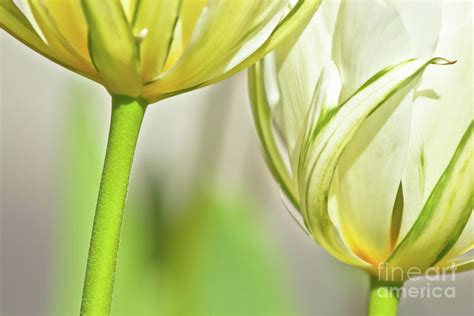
(80, 95), (148, 315)
(368, 276), (404, 316)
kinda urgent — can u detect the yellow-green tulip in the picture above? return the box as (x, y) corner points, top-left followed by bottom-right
(1, 1), (322, 314)
(249, 1), (472, 314)
(1, 0), (320, 101)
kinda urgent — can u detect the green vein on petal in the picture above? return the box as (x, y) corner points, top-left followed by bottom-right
(386, 121), (473, 274)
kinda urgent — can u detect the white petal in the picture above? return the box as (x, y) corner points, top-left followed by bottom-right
(399, 2), (473, 242)
(300, 58), (445, 267)
(332, 0), (412, 102)
(272, 0), (340, 158)
(386, 123), (473, 276)
(334, 86), (413, 263)
(388, 0), (441, 58)
(328, 0), (418, 263)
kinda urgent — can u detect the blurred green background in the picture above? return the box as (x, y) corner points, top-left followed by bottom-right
(1, 34), (472, 316)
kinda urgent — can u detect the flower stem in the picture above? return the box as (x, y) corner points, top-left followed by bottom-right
(80, 95), (148, 315)
(368, 276), (404, 316)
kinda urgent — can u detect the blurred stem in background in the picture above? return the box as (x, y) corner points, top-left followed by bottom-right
(52, 83), (298, 315)
(52, 85), (102, 315)
(81, 96), (148, 314)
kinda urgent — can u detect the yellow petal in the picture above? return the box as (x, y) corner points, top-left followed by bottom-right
(1, 0), (47, 52)
(27, 0), (97, 76)
(143, 0), (288, 100)
(35, 0), (90, 62)
(203, 0), (322, 92)
(81, 0), (141, 96)
(120, 0), (137, 22)
(159, 0), (208, 75)
(180, 0), (207, 49)
(133, 0), (181, 82)
(1, 0), (101, 82)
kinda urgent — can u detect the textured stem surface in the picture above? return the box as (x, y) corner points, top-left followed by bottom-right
(80, 95), (148, 315)
(368, 276), (404, 316)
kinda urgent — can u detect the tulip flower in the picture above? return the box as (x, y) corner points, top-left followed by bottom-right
(249, 1), (472, 315)
(1, 0), (321, 314)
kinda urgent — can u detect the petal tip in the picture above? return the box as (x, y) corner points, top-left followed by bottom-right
(432, 57), (457, 65)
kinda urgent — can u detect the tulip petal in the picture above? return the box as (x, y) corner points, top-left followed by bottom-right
(31, 0), (90, 61)
(1, 0), (47, 52)
(398, 1), (473, 246)
(146, 0), (286, 95)
(248, 62), (298, 208)
(180, 0), (207, 50)
(332, 0), (412, 102)
(27, 0), (96, 75)
(450, 219), (474, 259)
(299, 58), (450, 267)
(387, 0), (441, 58)
(331, 80), (413, 263)
(294, 61), (341, 187)
(133, 0), (181, 82)
(436, 256), (474, 274)
(436, 215), (473, 266)
(272, 0), (340, 158)
(327, 1), (443, 264)
(248, 0), (339, 209)
(0, 0), (101, 82)
(143, 0), (321, 102)
(81, 0), (141, 96)
(206, 0), (323, 90)
(386, 122), (473, 274)
(120, 0), (137, 22)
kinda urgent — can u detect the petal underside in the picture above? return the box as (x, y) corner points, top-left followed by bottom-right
(132, 0), (181, 82)
(143, 0), (321, 102)
(1, 0), (101, 82)
(81, 0), (141, 96)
